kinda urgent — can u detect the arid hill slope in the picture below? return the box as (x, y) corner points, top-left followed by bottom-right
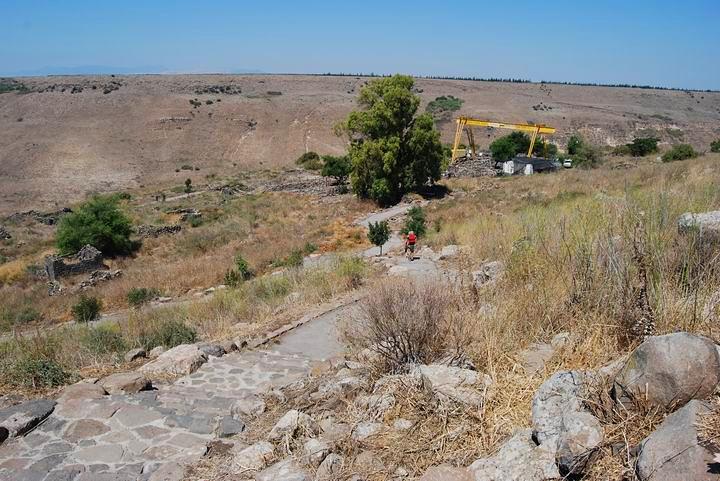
(1, 74), (719, 214)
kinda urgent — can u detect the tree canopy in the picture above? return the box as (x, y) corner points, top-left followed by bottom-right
(336, 75), (444, 205)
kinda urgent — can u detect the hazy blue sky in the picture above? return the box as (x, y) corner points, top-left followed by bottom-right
(2, 0), (719, 89)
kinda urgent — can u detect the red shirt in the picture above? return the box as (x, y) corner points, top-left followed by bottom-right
(407, 233), (417, 244)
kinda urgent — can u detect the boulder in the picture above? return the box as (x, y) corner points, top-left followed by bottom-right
(637, 400), (717, 481)
(58, 382), (107, 402)
(439, 245), (460, 260)
(99, 372), (151, 395)
(255, 458), (310, 481)
(302, 438), (330, 467)
(419, 466), (473, 481)
(531, 370), (603, 474)
(613, 332), (720, 409)
(233, 441), (274, 471)
(468, 429), (560, 481)
(124, 348), (147, 363)
(139, 344), (208, 377)
(217, 415), (246, 438)
(0, 399), (56, 438)
(315, 453), (344, 480)
(232, 395), (266, 418)
(413, 364), (492, 407)
(472, 260), (504, 287)
(678, 210), (720, 242)
(268, 410), (318, 442)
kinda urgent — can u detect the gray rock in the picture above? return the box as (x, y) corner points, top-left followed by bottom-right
(0, 399), (56, 437)
(613, 332), (720, 409)
(232, 396), (266, 418)
(149, 346), (165, 358)
(217, 415), (245, 438)
(352, 421), (382, 441)
(233, 441), (274, 471)
(556, 411), (604, 475)
(518, 342), (555, 375)
(58, 382), (107, 402)
(303, 438), (330, 467)
(419, 466), (473, 481)
(315, 453), (344, 480)
(439, 245), (460, 259)
(637, 400), (717, 481)
(140, 344), (208, 377)
(124, 348), (147, 363)
(356, 393), (396, 420)
(354, 450), (384, 471)
(198, 343), (225, 358)
(412, 364), (492, 406)
(221, 340), (239, 353)
(678, 210), (720, 242)
(393, 418), (414, 431)
(99, 372), (151, 394)
(468, 429), (560, 480)
(268, 410), (318, 442)
(255, 458), (310, 481)
(472, 260), (504, 287)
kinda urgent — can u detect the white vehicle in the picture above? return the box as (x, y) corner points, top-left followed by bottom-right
(563, 159), (573, 169)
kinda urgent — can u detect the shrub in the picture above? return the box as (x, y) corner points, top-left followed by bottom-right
(425, 95), (464, 116)
(711, 139), (720, 153)
(7, 358), (72, 388)
(250, 274), (292, 299)
(303, 242), (318, 254)
(336, 256), (366, 289)
(184, 178), (192, 193)
(567, 135), (583, 155)
(71, 295), (102, 323)
(127, 287), (161, 308)
(573, 143), (604, 168)
(612, 144), (631, 156)
(1, 305), (40, 329)
(139, 319), (196, 351)
(189, 216), (203, 228)
(402, 206), (427, 237)
(56, 195), (135, 256)
(627, 137), (659, 156)
(344, 280), (464, 371)
(80, 324), (127, 354)
(321, 155), (351, 184)
(296, 151), (323, 170)
(224, 269), (242, 288)
(662, 144), (698, 162)
(367, 220), (390, 255)
(225, 254), (253, 287)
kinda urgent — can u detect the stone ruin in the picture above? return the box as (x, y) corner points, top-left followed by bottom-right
(136, 224), (182, 239)
(0, 225), (10, 240)
(44, 245), (106, 282)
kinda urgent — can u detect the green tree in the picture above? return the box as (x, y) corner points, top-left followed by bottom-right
(367, 221), (390, 255)
(627, 137), (659, 157)
(567, 135), (583, 155)
(710, 139), (720, 153)
(402, 206), (427, 237)
(489, 136), (518, 162)
(321, 155), (352, 184)
(337, 75), (444, 206)
(56, 195), (135, 256)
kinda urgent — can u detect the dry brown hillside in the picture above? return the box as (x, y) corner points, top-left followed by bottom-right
(1, 74), (719, 214)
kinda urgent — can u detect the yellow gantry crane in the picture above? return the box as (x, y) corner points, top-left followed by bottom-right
(451, 116), (556, 163)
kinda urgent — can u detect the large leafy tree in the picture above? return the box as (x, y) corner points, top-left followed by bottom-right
(337, 75), (444, 206)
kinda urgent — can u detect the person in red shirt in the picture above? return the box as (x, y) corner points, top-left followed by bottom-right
(404, 230), (417, 257)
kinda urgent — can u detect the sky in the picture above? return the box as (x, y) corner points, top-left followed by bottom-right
(1, 0), (719, 90)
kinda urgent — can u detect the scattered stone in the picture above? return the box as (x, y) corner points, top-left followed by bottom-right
(58, 382), (107, 402)
(678, 210), (720, 242)
(613, 332), (720, 409)
(78, 269), (122, 289)
(256, 458), (311, 481)
(393, 418), (414, 431)
(352, 421), (382, 441)
(318, 418), (351, 443)
(136, 224), (182, 239)
(419, 465), (473, 481)
(413, 364), (492, 406)
(354, 450), (384, 471)
(469, 429), (560, 481)
(149, 346), (166, 358)
(217, 415), (245, 438)
(98, 372), (151, 395)
(472, 260), (504, 287)
(556, 411), (604, 475)
(268, 410), (319, 442)
(232, 395), (266, 418)
(439, 245), (460, 259)
(0, 225), (11, 240)
(356, 393), (396, 420)
(316, 453), (344, 479)
(637, 400), (717, 481)
(140, 344), (208, 377)
(220, 340), (239, 353)
(198, 343), (226, 358)
(303, 438), (331, 467)
(0, 399), (56, 437)
(518, 342), (556, 375)
(124, 348), (147, 363)
(233, 441), (274, 471)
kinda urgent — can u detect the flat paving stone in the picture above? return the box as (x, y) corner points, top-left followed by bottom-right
(73, 444), (125, 463)
(112, 405), (163, 428)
